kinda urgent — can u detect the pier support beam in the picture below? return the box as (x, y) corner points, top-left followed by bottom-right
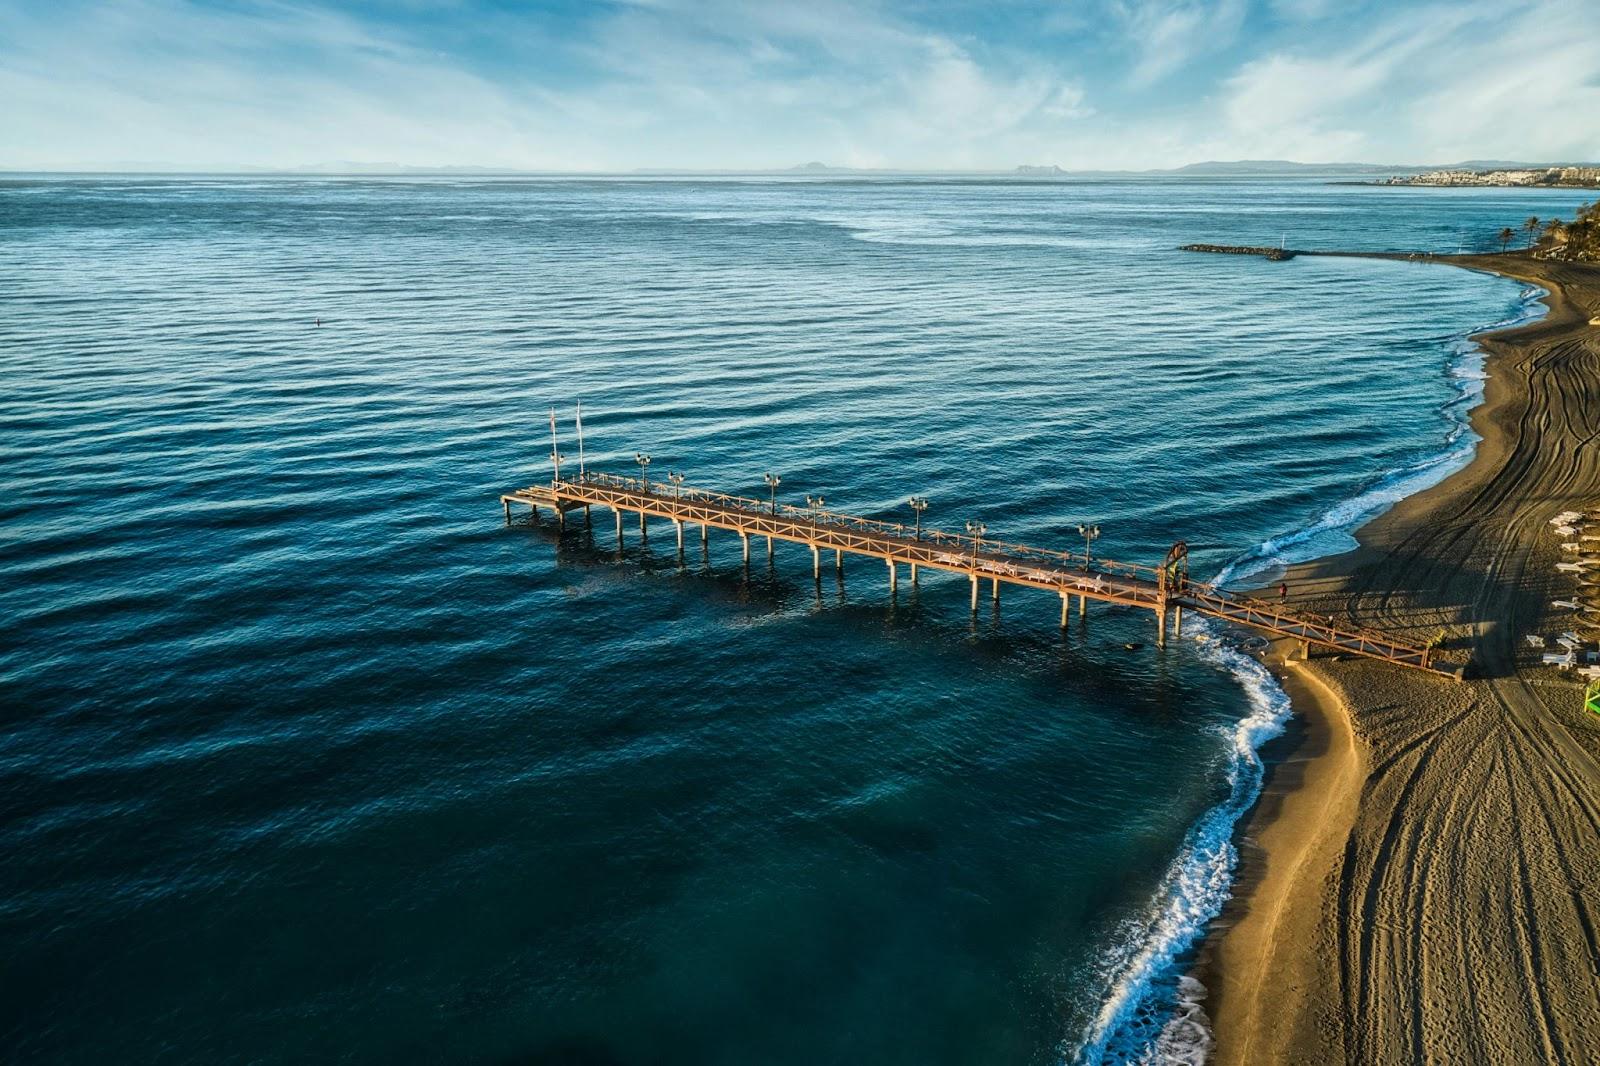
(741, 532), (750, 565)
(675, 520), (684, 554)
(638, 511), (646, 536)
(584, 505), (591, 527)
(970, 574), (979, 612)
(992, 578), (1000, 602)
(1079, 595), (1086, 618)
(835, 549), (842, 572)
(503, 499), (510, 524)
(910, 563), (918, 584)
(888, 559), (897, 593)
(767, 536), (774, 561)
(1060, 592), (1070, 628)
(615, 508), (623, 545)
(1157, 607), (1167, 648)
(1174, 606), (1183, 639)
(701, 523), (709, 545)
(811, 544), (820, 579)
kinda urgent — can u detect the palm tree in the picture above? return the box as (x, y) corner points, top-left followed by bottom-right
(1524, 216), (1541, 249)
(1498, 226), (1515, 252)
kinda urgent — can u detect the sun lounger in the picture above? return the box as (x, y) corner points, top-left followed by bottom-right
(1525, 634), (1548, 647)
(1543, 651), (1575, 667)
(1552, 599), (1580, 609)
(1558, 562), (1584, 572)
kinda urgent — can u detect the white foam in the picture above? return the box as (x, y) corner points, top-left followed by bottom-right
(1068, 631), (1290, 1065)
(1212, 284), (1546, 590)
(1070, 279), (1549, 1065)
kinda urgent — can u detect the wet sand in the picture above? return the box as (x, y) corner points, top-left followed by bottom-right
(1204, 254), (1600, 1064)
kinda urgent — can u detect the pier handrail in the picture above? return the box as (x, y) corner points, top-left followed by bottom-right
(562, 472), (1163, 582)
(506, 468), (1438, 672)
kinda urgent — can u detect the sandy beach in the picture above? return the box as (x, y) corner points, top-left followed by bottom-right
(1205, 253), (1600, 1063)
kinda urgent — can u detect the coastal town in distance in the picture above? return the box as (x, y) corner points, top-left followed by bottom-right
(3, 2), (1599, 1065)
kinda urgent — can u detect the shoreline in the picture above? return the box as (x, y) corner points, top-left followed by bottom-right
(1199, 252), (1600, 1064)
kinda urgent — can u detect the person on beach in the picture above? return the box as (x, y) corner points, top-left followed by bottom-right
(1279, 581), (1288, 603)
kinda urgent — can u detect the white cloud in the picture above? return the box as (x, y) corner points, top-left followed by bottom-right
(1217, 0), (1600, 163)
(0, 0), (1595, 171)
(1114, 0), (1248, 86)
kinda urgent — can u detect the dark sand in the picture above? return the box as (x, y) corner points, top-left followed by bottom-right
(1204, 254), (1600, 1064)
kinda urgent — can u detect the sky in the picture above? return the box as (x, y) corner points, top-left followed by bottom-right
(2, 0), (1598, 171)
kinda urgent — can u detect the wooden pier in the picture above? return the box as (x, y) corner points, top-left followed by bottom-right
(501, 470), (1443, 674)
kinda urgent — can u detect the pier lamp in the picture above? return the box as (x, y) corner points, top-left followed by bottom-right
(635, 453), (651, 492)
(909, 496), (929, 540)
(966, 520), (987, 560)
(668, 471), (685, 500)
(806, 494), (826, 518)
(764, 473), (781, 514)
(1078, 523), (1101, 569)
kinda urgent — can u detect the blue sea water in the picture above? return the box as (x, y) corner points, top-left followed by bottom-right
(0, 176), (1588, 1064)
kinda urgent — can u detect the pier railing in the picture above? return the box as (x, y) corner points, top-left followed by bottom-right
(575, 471), (1162, 583)
(503, 469), (1440, 673)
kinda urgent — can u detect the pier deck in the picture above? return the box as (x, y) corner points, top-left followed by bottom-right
(502, 472), (1442, 673)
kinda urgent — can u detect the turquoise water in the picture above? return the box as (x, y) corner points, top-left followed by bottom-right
(0, 177), (1584, 1064)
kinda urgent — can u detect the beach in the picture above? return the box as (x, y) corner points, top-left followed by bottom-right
(1205, 254), (1600, 1063)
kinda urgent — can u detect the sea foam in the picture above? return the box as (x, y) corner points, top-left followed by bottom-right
(1070, 281), (1547, 1066)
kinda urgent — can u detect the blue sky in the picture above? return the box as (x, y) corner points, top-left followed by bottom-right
(2, 0), (1597, 170)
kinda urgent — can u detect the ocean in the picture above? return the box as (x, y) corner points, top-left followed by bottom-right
(1, 175), (1589, 1064)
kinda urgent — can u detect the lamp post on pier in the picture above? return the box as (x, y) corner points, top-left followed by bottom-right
(806, 494), (826, 519)
(668, 471), (684, 500)
(909, 496), (928, 540)
(634, 453), (651, 492)
(764, 473), (781, 514)
(965, 520), (987, 559)
(1077, 523), (1101, 570)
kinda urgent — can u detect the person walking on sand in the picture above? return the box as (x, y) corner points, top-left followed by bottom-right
(1279, 581), (1288, 603)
